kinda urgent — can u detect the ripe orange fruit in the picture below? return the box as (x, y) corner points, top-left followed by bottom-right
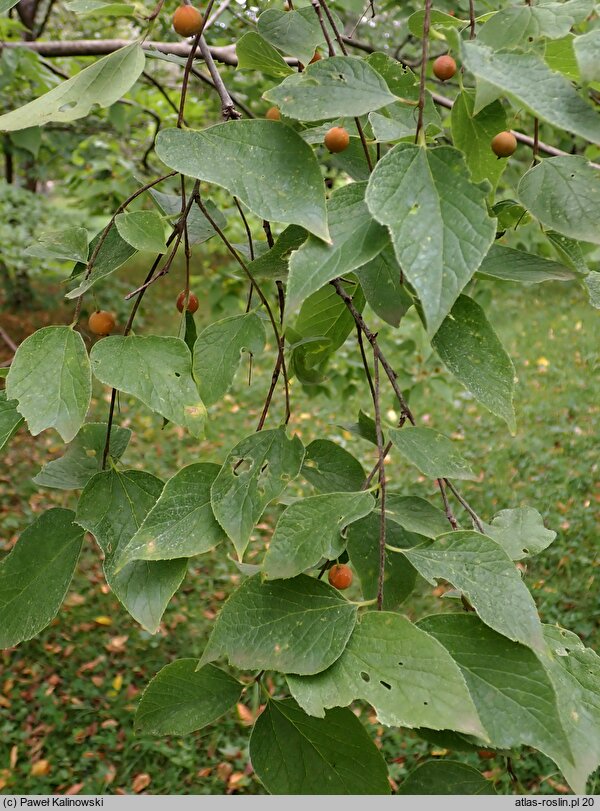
(324, 126), (350, 153)
(491, 131), (517, 158)
(176, 291), (199, 313)
(265, 106), (281, 121)
(328, 564), (353, 590)
(172, 5), (203, 37)
(432, 54), (457, 81)
(88, 310), (116, 336)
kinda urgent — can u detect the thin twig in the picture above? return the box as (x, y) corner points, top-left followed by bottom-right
(372, 351), (387, 610)
(198, 35), (241, 119)
(142, 71), (182, 118)
(0, 326), (18, 353)
(311, 0), (336, 56)
(468, 0), (475, 39)
(444, 479), (484, 532)
(437, 478), (459, 530)
(415, 0), (432, 144)
(234, 197), (254, 260)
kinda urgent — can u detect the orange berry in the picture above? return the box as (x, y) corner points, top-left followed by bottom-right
(432, 54), (457, 81)
(176, 290), (199, 313)
(88, 310), (116, 336)
(324, 126), (350, 153)
(172, 5), (203, 37)
(491, 131), (518, 158)
(328, 564), (353, 590)
(265, 106), (281, 121)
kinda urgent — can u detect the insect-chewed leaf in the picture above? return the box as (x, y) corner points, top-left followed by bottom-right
(0, 44), (145, 131)
(287, 611), (487, 739)
(210, 428), (304, 559)
(135, 660), (242, 736)
(0, 509), (84, 648)
(200, 574), (357, 676)
(482, 507), (556, 561)
(263, 491), (374, 580)
(250, 699), (390, 795)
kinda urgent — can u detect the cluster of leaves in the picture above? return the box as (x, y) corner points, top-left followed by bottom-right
(1, 0), (600, 796)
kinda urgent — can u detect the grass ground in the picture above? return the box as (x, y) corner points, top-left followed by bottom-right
(0, 261), (598, 795)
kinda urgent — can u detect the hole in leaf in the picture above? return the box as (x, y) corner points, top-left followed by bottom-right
(522, 548), (529, 554)
(398, 662), (404, 666)
(360, 671), (370, 683)
(233, 458), (252, 476)
(380, 680), (392, 690)
(423, 701), (428, 706)
(174, 372), (181, 378)
(58, 101), (77, 112)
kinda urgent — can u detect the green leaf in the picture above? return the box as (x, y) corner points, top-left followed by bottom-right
(9, 127), (42, 158)
(0, 509), (84, 649)
(388, 426), (476, 480)
(155, 123), (329, 242)
(264, 56), (397, 122)
(200, 574), (357, 675)
(399, 761), (496, 795)
(114, 211), (167, 253)
(90, 335), (206, 437)
(542, 625), (600, 794)
(544, 35), (580, 82)
(263, 491), (374, 580)
(64, 0), (134, 16)
(246, 225), (307, 281)
(408, 9), (466, 38)
(287, 611), (486, 738)
(585, 271), (600, 309)
(66, 222), (137, 298)
(547, 230), (589, 275)
(461, 41), (600, 143)
(192, 313), (266, 406)
(366, 145), (496, 335)
(183, 311), (197, 354)
(6, 326), (91, 442)
(25, 226), (89, 264)
(574, 29), (600, 83)
(302, 439), (365, 493)
(450, 92), (507, 187)
(0, 391), (23, 452)
(478, 244), (578, 283)
(482, 507), (556, 561)
(135, 661), (241, 736)
(478, 0), (594, 50)
(355, 248), (412, 328)
(250, 700), (390, 795)
(286, 182), (388, 316)
(518, 157), (600, 244)
(149, 190), (225, 246)
(346, 514), (419, 609)
(340, 409), (378, 446)
(115, 463), (226, 567)
(33, 422), (131, 490)
(0, 44), (145, 132)
(0, 0), (21, 11)
(385, 494), (450, 538)
(405, 532), (544, 650)
(419, 614), (575, 788)
(257, 6), (341, 65)
(291, 278), (365, 367)
(236, 31), (294, 79)
(75, 469), (187, 633)
(431, 295), (516, 433)
(210, 428), (304, 559)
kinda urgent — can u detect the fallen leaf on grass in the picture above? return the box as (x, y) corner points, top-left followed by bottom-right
(132, 773), (151, 793)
